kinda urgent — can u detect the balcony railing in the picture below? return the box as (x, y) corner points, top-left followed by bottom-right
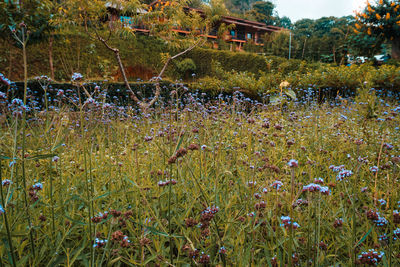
(235, 33), (246, 41)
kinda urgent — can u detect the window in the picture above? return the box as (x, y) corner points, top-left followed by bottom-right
(230, 30), (236, 37)
(247, 33), (252, 40)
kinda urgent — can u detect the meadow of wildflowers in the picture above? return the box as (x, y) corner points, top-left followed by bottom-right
(0, 73), (399, 266)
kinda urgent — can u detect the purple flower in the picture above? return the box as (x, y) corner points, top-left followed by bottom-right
(71, 73), (83, 81)
(314, 177), (324, 184)
(361, 186), (368, 193)
(394, 228), (400, 241)
(288, 159), (298, 168)
(0, 73), (11, 86)
(247, 181), (256, 187)
(57, 89), (64, 97)
(0, 91), (7, 100)
(2, 179), (12, 186)
(302, 183), (330, 195)
(262, 187), (268, 193)
(32, 182), (43, 190)
(378, 199), (386, 206)
(270, 180), (283, 190)
(329, 165), (345, 172)
(219, 246), (227, 254)
(93, 238), (107, 248)
(280, 216), (300, 229)
(336, 169), (353, 181)
(370, 166), (378, 173)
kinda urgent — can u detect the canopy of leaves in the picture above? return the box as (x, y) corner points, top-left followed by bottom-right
(355, 0), (400, 39)
(0, 0), (53, 44)
(246, 1), (275, 24)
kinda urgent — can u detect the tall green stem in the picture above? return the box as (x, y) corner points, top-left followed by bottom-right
(0, 161), (17, 267)
(289, 167), (295, 266)
(21, 27), (36, 259)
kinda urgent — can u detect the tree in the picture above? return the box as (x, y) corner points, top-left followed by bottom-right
(224, 0), (255, 13)
(0, 0), (56, 78)
(264, 30), (294, 58)
(56, 0), (223, 110)
(291, 17), (356, 63)
(275, 16), (292, 29)
(348, 32), (384, 58)
(355, 0), (400, 59)
(246, 1), (275, 25)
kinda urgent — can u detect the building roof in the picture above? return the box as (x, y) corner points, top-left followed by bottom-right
(148, 1), (284, 32)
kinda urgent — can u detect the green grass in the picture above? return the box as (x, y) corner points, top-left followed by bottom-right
(0, 92), (399, 266)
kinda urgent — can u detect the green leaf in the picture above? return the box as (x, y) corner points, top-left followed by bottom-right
(124, 177), (138, 187)
(174, 130), (185, 153)
(0, 231), (28, 237)
(133, 220), (184, 238)
(69, 242), (88, 266)
(144, 254), (158, 265)
(356, 226), (373, 247)
(270, 95), (282, 105)
(51, 140), (66, 151)
(63, 215), (87, 226)
(26, 154), (57, 160)
(92, 191), (113, 201)
(285, 89), (297, 100)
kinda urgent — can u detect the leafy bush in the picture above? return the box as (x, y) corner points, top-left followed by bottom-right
(175, 58), (196, 79)
(191, 62), (400, 100)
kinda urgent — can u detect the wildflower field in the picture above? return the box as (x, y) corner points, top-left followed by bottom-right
(0, 76), (400, 266)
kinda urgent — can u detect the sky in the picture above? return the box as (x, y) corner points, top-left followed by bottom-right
(273, 0), (367, 22)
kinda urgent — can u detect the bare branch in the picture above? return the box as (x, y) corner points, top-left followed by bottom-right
(83, 12), (97, 41)
(95, 32), (143, 106)
(156, 38), (205, 79)
(86, 12), (205, 111)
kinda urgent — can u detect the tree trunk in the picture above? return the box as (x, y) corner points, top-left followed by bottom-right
(391, 36), (400, 60)
(7, 41), (13, 80)
(49, 34), (55, 80)
(333, 45), (336, 64)
(301, 37), (307, 59)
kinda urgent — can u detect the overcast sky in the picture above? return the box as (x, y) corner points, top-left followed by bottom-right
(273, 0), (367, 22)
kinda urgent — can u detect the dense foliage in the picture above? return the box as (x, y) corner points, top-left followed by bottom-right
(0, 1), (400, 266)
(355, 0), (400, 59)
(0, 72), (400, 266)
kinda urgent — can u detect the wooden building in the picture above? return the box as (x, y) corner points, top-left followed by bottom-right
(108, 1), (283, 51)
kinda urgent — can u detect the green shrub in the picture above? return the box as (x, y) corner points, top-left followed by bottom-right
(191, 61), (400, 99)
(175, 58), (197, 79)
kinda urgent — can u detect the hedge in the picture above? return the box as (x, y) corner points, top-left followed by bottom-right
(1, 33), (317, 82)
(1, 80), (178, 108)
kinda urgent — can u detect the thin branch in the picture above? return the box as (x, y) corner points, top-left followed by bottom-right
(156, 38), (205, 79)
(141, 38), (205, 110)
(88, 13), (205, 110)
(83, 12), (97, 41)
(94, 31), (142, 106)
